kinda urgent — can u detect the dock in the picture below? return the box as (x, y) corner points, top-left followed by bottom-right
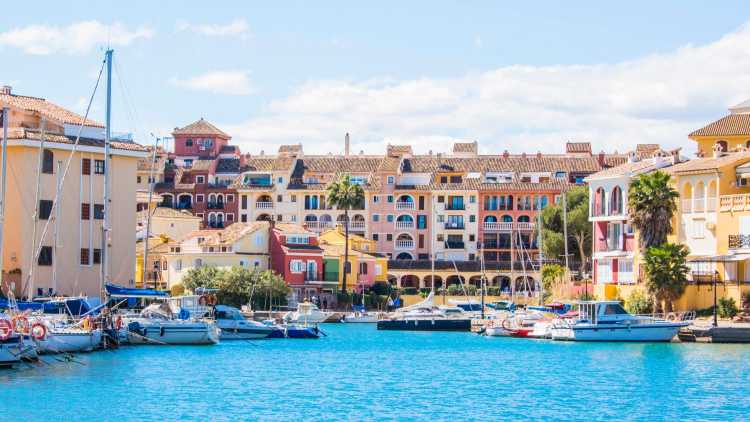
(679, 321), (750, 343)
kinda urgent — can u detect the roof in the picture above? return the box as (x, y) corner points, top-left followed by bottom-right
(274, 223), (314, 235)
(387, 144), (413, 156)
(220, 145), (238, 154)
(319, 242), (380, 259)
(200, 222), (268, 246)
(400, 155), (610, 174)
(216, 158), (240, 174)
(689, 114), (750, 137)
(138, 207), (202, 221)
(452, 141), (478, 154)
(566, 142), (592, 154)
(0, 91), (104, 128)
(665, 151), (750, 175)
(6, 127), (148, 153)
(135, 238), (172, 255)
(292, 156), (384, 174)
(278, 144), (302, 154)
(587, 158), (673, 180)
(172, 118), (230, 138)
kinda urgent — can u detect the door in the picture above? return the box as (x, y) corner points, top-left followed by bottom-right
(306, 261), (317, 281)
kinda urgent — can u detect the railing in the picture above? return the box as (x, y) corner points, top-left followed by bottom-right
(706, 197), (717, 212)
(516, 222), (535, 230)
(344, 221), (366, 231)
(482, 222), (536, 231)
(694, 198), (705, 213)
(591, 205), (607, 217)
(395, 221), (414, 230)
(256, 201), (273, 209)
(305, 221), (334, 232)
(444, 222), (465, 230)
(681, 199), (692, 213)
(729, 234), (750, 249)
(445, 241), (465, 249)
(445, 204), (465, 211)
(395, 240), (415, 250)
(206, 202), (224, 209)
(175, 204), (192, 210)
(395, 201), (415, 210)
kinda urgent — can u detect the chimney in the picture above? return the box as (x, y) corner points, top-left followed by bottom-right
(503, 150), (509, 158)
(536, 151), (542, 159)
(0, 85), (11, 95)
(597, 151), (605, 167)
(345, 133), (350, 157)
(428, 150), (433, 156)
(260, 150), (264, 156)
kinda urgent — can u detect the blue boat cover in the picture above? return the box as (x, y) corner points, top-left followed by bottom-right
(105, 283), (169, 298)
(0, 297), (91, 315)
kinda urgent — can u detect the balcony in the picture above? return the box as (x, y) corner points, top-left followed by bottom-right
(729, 234), (750, 249)
(516, 222), (535, 231)
(483, 222), (513, 231)
(395, 201), (415, 210)
(305, 221), (334, 232)
(444, 222), (465, 230)
(684, 197), (717, 213)
(445, 241), (465, 249)
(256, 201), (273, 209)
(395, 240), (415, 250)
(344, 221), (366, 231)
(395, 221), (414, 230)
(445, 204), (465, 211)
(206, 202), (224, 210)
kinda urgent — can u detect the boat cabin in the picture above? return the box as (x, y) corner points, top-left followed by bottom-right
(574, 301), (632, 324)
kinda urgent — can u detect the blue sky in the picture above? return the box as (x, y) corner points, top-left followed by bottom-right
(2, 1), (750, 155)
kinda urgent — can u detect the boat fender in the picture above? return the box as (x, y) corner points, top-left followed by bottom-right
(178, 308), (190, 320)
(115, 316), (123, 330)
(666, 313), (677, 321)
(82, 316), (93, 332)
(31, 322), (47, 340)
(0, 319), (12, 340)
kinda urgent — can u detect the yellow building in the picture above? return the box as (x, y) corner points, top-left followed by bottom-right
(135, 236), (171, 289)
(161, 222), (270, 288)
(689, 100), (750, 156)
(137, 207), (202, 242)
(0, 86), (148, 299)
(318, 227), (388, 291)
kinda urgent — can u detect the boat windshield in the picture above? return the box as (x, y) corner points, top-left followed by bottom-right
(602, 303), (629, 315)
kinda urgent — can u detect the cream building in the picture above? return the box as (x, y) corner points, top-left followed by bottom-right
(0, 86), (148, 299)
(137, 207), (202, 241)
(161, 222), (270, 288)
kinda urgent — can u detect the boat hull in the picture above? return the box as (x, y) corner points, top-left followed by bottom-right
(35, 330), (102, 354)
(127, 321), (220, 345)
(552, 322), (689, 342)
(0, 336), (22, 367)
(218, 323), (273, 340)
(377, 319), (472, 331)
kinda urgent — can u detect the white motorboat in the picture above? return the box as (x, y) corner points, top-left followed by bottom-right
(549, 301), (691, 342)
(283, 302), (335, 324)
(125, 303), (220, 345)
(215, 305), (274, 339)
(377, 293), (473, 331)
(343, 312), (380, 323)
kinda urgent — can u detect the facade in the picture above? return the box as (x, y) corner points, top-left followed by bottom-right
(137, 207), (202, 241)
(161, 222), (271, 288)
(318, 227), (388, 291)
(0, 86), (147, 299)
(269, 223), (332, 302)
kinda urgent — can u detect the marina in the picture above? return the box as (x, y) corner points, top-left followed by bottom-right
(2, 324), (750, 420)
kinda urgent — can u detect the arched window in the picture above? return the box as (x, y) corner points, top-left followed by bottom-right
(610, 186), (623, 215)
(42, 149), (54, 174)
(518, 215), (530, 223)
(484, 215), (497, 223)
(502, 215), (513, 223)
(595, 187), (606, 216)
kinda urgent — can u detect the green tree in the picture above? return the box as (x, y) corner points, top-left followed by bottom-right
(540, 186), (591, 273)
(643, 243), (689, 312)
(628, 171), (679, 250)
(624, 289), (654, 315)
(182, 266), (221, 292)
(325, 174), (365, 293)
(718, 297), (739, 319)
(252, 270), (290, 311)
(215, 267), (256, 308)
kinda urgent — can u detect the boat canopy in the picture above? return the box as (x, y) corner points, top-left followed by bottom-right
(0, 297), (91, 315)
(105, 283), (169, 298)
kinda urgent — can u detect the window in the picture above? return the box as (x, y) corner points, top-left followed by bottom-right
(82, 158), (91, 175)
(624, 223), (634, 235)
(417, 215), (427, 229)
(186, 139), (193, 147)
(373, 233), (379, 241)
(469, 215), (476, 223)
(175, 259), (182, 271)
(277, 215), (283, 222)
(194, 258), (203, 268)
(94, 160), (105, 175)
(241, 215), (248, 222)
(437, 234), (444, 242)
(372, 214), (380, 222)
(386, 214), (394, 222)
(291, 215), (297, 222)
(618, 260), (634, 284)
(227, 213), (234, 222)
(437, 196), (445, 203)
(469, 253), (475, 261)
(597, 259), (612, 283)
(440, 176), (448, 183)
(469, 195), (476, 203)
(277, 195), (283, 202)
(469, 234), (475, 242)
(291, 195), (296, 203)
(386, 234), (393, 241)
(387, 195), (394, 203)
(94, 204), (104, 219)
(93, 249), (102, 264)
(555, 171), (566, 179)
(80, 248), (90, 265)
(39, 200), (53, 220)
(418, 196), (425, 210)
(607, 222), (622, 250)
(375, 264), (382, 276)
(359, 262), (368, 275)
(81, 203), (90, 220)
(418, 253), (429, 260)
(387, 176), (395, 184)
(450, 176), (462, 183)
(162, 261), (168, 271)
(241, 195), (248, 210)
(227, 194), (234, 203)
(693, 219), (705, 238)
(137, 176), (142, 184)
(42, 149), (54, 174)
(373, 196), (379, 203)
(197, 194), (204, 203)
(277, 177), (283, 184)
(38, 246), (53, 266)
(418, 234), (424, 249)
(290, 260), (305, 273)
(196, 176), (205, 184)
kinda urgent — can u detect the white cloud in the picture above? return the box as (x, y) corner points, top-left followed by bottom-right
(0, 21), (153, 55)
(170, 70), (254, 95)
(176, 19), (250, 39)
(224, 23), (750, 156)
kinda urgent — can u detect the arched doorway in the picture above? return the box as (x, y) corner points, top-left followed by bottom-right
(400, 275), (420, 288)
(395, 252), (413, 260)
(423, 275), (443, 289)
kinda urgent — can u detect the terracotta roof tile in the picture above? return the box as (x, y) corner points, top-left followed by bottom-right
(172, 118), (230, 138)
(0, 92), (104, 127)
(690, 114), (750, 137)
(7, 128), (148, 153)
(452, 141), (478, 154)
(200, 222), (268, 246)
(566, 142), (592, 154)
(664, 151), (750, 174)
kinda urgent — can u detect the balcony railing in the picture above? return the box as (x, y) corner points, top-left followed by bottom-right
(681, 199), (692, 213)
(445, 204), (465, 211)
(729, 234), (750, 249)
(256, 201), (273, 209)
(516, 222), (535, 231)
(444, 222), (465, 230)
(305, 221), (334, 232)
(206, 202), (224, 209)
(683, 197), (718, 213)
(395, 201), (415, 210)
(344, 221), (366, 231)
(395, 240), (415, 250)
(395, 221), (414, 230)
(445, 241), (465, 249)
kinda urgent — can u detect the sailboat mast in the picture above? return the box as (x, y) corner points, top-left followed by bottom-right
(142, 136), (159, 289)
(0, 107), (8, 294)
(537, 196), (543, 305)
(510, 225), (515, 303)
(480, 235), (485, 319)
(101, 49), (113, 297)
(562, 188), (569, 271)
(52, 161), (62, 294)
(26, 118), (45, 299)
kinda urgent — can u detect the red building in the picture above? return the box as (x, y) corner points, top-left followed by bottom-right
(155, 118), (241, 228)
(269, 223), (325, 302)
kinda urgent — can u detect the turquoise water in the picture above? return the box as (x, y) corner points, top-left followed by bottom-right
(2, 324), (749, 421)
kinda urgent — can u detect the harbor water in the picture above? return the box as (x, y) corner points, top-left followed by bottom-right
(2, 324), (749, 421)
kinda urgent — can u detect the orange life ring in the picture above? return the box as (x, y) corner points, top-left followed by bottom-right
(12, 315), (29, 334)
(30, 322), (47, 340)
(0, 319), (12, 340)
(115, 316), (123, 330)
(207, 294), (218, 306)
(82, 316), (93, 332)
(198, 295), (209, 306)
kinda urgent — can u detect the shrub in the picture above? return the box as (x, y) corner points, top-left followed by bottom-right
(465, 285), (478, 296)
(170, 284), (185, 297)
(576, 291), (594, 301)
(487, 287), (501, 296)
(402, 287), (418, 295)
(337, 291), (353, 306)
(718, 297), (739, 319)
(742, 292), (750, 310)
(370, 281), (391, 296)
(447, 284), (463, 296)
(625, 289), (653, 315)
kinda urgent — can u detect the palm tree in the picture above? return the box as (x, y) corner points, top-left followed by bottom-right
(628, 170), (679, 250)
(326, 174), (365, 293)
(643, 243), (689, 312)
